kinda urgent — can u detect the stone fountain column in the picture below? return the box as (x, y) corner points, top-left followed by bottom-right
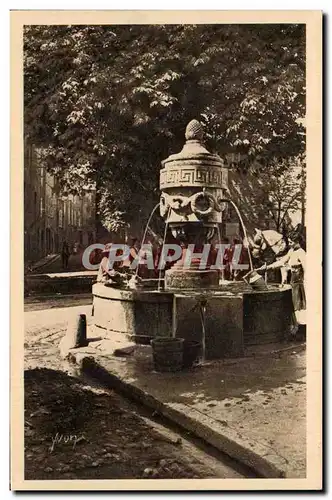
(159, 120), (229, 290)
(91, 118), (293, 357)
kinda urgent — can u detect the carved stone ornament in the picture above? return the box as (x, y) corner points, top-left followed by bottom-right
(159, 120), (229, 225)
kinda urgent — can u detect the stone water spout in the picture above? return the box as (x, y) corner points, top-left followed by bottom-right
(159, 119), (229, 290)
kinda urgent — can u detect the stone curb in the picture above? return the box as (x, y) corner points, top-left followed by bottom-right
(72, 353), (286, 479)
(25, 274), (97, 297)
(27, 254), (60, 273)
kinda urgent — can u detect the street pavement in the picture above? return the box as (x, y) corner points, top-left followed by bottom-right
(24, 302), (250, 480)
(73, 332), (307, 479)
(30, 251), (87, 274)
(24, 304), (93, 371)
(24, 297), (306, 479)
(25, 294), (93, 312)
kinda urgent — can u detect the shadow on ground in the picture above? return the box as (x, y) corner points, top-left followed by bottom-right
(25, 367), (238, 480)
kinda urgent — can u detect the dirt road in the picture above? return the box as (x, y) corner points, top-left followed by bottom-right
(24, 300), (252, 480)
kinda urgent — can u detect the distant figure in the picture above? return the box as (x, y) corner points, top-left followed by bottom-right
(90, 247), (103, 266)
(230, 237), (250, 281)
(121, 237), (140, 273)
(61, 241), (70, 270)
(97, 243), (114, 282)
(129, 237), (140, 262)
(72, 241), (80, 255)
(222, 237), (231, 280)
(137, 238), (157, 279)
(154, 232), (181, 272)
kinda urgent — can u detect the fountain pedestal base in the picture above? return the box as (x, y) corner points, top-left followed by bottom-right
(165, 268), (219, 290)
(173, 293), (244, 359)
(92, 283), (293, 360)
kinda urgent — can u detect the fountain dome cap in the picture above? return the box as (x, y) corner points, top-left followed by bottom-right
(185, 119), (204, 141)
(161, 119), (224, 169)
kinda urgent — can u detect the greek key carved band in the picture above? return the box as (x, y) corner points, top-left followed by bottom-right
(160, 167), (227, 189)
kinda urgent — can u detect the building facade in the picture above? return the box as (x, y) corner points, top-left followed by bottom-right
(24, 143), (96, 264)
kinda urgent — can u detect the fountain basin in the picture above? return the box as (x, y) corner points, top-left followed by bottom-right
(92, 283), (293, 359)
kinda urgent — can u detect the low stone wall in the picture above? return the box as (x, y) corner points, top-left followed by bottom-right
(25, 273), (97, 296)
(92, 284), (173, 343)
(243, 286), (293, 345)
(92, 283), (294, 359)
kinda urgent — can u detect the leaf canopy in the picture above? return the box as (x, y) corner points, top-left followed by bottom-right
(24, 24), (305, 232)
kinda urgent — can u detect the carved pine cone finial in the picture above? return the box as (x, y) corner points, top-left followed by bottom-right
(185, 119), (204, 141)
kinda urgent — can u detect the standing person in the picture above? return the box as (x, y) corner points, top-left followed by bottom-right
(230, 237), (249, 281)
(138, 237), (157, 279)
(256, 234), (306, 328)
(97, 243), (122, 284)
(216, 237), (231, 281)
(208, 236), (235, 282)
(61, 241), (70, 270)
(72, 241), (79, 255)
(121, 237), (140, 273)
(97, 243), (112, 283)
(130, 237), (140, 260)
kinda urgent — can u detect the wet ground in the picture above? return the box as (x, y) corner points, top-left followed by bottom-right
(24, 293), (92, 312)
(24, 297), (253, 480)
(87, 340), (306, 478)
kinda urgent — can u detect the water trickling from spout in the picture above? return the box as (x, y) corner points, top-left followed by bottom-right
(219, 198), (254, 272)
(216, 223), (225, 281)
(198, 298), (207, 363)
(157, 206), (171, 291)
(135, 203), (160, 278)
(139, 202), (161, 249)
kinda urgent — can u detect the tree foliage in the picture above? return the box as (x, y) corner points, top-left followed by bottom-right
(24, 24), (305, 232)
(252, 161), (305, 231)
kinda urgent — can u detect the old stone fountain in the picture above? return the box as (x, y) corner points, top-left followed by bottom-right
(92, 121), (293, 359)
